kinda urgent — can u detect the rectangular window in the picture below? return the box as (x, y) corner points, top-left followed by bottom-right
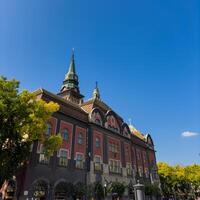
(94, 156), (102, 171)
(95, 137), (100, 148)
(59, 149), (68, 167)
(143, 152), (147, 164)
(38, 144), (49, 164)
(39, 153), (49, 164)
(138, 167), (143, 177)
(109, 143), (119, 154)
(77, 133), (83, 144)
(137, 150), (141, 160)
(109, 160), (121, 174)
(145, 168), (149, 178)
(126, 163), (132, 176)
(76, 154), (84, 169)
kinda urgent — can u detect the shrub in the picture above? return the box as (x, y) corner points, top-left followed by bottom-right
(111, 182), (125, 198)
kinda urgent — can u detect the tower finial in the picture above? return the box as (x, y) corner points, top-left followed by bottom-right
(61, 50), (79, 91)
(93, 81), (100, 100)
(72, 48), (75, 59)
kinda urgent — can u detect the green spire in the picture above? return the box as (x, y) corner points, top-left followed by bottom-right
(61, 49), (79, 91)
(93, 81), (100, 100)
(67, 48), (76, 76)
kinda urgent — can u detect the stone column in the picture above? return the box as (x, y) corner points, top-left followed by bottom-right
(134, 181), (145, 200)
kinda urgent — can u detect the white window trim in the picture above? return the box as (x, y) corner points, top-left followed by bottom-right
(57, 148), (69, 159)
(75, 152), (85, 169)
(94, 155), (102, 163)
(75, 152), (85, 161)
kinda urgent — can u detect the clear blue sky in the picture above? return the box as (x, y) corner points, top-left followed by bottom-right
(0, 0), (200, 165)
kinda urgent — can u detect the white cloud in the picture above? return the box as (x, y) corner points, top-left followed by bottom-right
(181, 131), (199, 138)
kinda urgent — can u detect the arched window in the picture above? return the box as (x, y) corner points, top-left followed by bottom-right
(90, 109), (103, 126)
(105, 113), (120, 133)
(62, 129), (68, 141)
(95, 137), (100, 148)
(54, 182), (69, 199)
(46, 123), (52, 136)
(95, 118), (101, 125)
(78, 133), (83, 144)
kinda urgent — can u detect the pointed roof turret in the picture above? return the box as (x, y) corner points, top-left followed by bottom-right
(93, 81), (101, 100)
(65, 49), (78, 83)
(59, 49), (84, 104)
(61, 49), (79, 92)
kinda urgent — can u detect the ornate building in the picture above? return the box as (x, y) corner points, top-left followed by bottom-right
(15, 52), (159, 199)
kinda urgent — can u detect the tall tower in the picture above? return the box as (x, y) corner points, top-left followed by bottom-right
(59, 50), (84, 104)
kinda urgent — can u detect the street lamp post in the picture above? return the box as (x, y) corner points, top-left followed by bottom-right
(104, 182), (107, 199)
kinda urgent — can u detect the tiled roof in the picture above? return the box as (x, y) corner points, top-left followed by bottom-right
(33, 88), (87, 114)
(81, 98), (123, 122)
(129, 125), (146, 141)
(33, 88), (149, 142)
(81, 98), (111, 114)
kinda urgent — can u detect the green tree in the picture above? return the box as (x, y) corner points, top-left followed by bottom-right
(145, 184), (161, 196)
(157, 162), (177, 197)
(157, 162), (200, 199)
(86, 184), (94, 200)
(184, 164), (200, 197)
(0, 77), (62, 185)
(110, 182), (125, 198)
(94, 182), (104, 200)
(71, 182), (86, 200)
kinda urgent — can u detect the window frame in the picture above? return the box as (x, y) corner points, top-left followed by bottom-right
(46, 122), (52, 136)
(77, 133), (83, 145)
(38, 144), (49, 164)
(126, 163), (132, 176)
(109, 159), (121, 174)
(62, 128), (69, 141)
(75, 153), (84, 169)
(95, 137), (101, 148)
(58, 149), (68, 167)
(94, 155), (102, 171)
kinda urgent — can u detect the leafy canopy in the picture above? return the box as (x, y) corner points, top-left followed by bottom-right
(157, 162), (200, 198)
(110, 182), (125, 198)
(0, 77), (62, 185)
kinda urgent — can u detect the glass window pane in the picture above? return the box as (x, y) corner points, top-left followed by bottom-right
(46, 123), (52, 135)
(78, 133), (83, 144)
(62, 129), (68, 140)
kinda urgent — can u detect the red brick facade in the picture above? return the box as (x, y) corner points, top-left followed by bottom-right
(93, 130), (103, 157)
(59, 121), (73, 158)
(74, 126), (87, 156)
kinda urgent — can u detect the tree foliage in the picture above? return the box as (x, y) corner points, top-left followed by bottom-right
(145, 183), (161, 196)
(157, 162), (200, 198)
(71, 182), (86, 200)
(94, 182), (105, 200)
(110, 182), (125, 198)
(0, 77), (62, 185)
